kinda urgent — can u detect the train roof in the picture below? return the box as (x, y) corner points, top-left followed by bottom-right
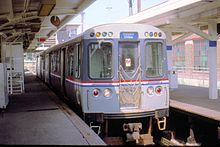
(83, 23), (166, 39)
(41, 23), (166, 54)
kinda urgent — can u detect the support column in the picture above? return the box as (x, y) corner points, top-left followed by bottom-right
(166, 31), (178, 89)
(208, 22), (218, 99)
(166, 32), (172, 71)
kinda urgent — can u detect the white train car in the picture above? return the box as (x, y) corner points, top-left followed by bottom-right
(36, 23), (169, 145)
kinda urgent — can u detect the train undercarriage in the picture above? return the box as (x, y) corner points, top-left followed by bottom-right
(83, 110), (167, 145)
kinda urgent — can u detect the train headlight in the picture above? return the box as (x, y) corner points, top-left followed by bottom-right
(93, 88), (100, 97)
(158, 32), (162, 37)
(144, 32), (149, 37)
(90, 32), (95, 37)
(102, 32), (107, 37)
(96, 32), (101, 37)
(103, 88), (112, 97)
(108, 32), (113, 37)
(155, 86), (162, 95)
(147, 86), (154, 95)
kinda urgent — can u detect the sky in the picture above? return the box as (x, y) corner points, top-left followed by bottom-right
(69, 0), (166, 33)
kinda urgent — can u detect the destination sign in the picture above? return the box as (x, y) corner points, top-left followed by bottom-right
(120, 32), (138, 39)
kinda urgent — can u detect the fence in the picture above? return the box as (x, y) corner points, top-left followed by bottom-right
(174, 66), (220, 88)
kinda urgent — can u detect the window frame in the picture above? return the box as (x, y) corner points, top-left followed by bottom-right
(119, 41), (139, 73)
(88, 41), (113, 80)
(75, 43), (81, 79)
(66, 45), (75, 78)
(172, 42), (186, 70)
(144, 40), (165, 78)
(50, 50), (61, 74)
(193, 39), (208, 71)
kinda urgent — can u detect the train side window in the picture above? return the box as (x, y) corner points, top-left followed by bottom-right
(51, 52), (57, 72)
(145, 42), (164, 77)
(88, 42), (113, 79)
(75, 43), (81, 79)
(67, 46), (75, 77)
(56, 50), (61, 73)
(51, 50), (60, 73)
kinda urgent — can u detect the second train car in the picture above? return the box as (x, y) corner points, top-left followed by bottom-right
(36, 23), (169, 145)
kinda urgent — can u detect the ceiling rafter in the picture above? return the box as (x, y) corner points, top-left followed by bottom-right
(0, 0), (96, 51)
(171, 19), (212, 40)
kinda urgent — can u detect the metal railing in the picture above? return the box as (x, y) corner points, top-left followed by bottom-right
(173, 66), (220, 88)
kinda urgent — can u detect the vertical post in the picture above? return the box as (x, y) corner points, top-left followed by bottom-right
(128, 0), (133, 16)
(137, 0), (141, 13)
(185, 40), (194, 77)
(81, 12), (85, 33)
(9, 43), (13, 94)
(208, 22), (218, 99)
(166, 32), (172, 72)
(166, 31), (178, 89)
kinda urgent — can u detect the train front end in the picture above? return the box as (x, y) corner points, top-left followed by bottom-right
(82, 23), (169, 144)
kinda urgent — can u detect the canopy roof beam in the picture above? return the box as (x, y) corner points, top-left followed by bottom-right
(171, 19), (215, 40)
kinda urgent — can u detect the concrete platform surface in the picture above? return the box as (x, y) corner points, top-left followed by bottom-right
(170, 85), (220, 121)
(0, 72), (106, 145)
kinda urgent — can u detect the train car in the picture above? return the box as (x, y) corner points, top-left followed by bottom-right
(36, 23), (169, 145)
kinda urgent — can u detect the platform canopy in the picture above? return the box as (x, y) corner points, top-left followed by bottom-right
(119, 0), (220, 100)
(118, 0), (220, 40)
(0, 0), (95, 51)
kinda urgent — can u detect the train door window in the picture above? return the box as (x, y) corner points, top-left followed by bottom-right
(51, 52), (56, 72)
(88, 42), (113, 79)
(43, 57), (45, 70)
(40, 56), (45, 70)
(75, 43), (81, 78)
(145, 42), (164, 77)
(56, 50), (61, 73)
(51, 50), (61, 73)
(120, 42), (138, 72)
(37, 56), (40, 75)
(67, 46), (75, 77)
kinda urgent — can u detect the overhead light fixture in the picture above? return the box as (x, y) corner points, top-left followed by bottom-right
(38, 0), (56, 16)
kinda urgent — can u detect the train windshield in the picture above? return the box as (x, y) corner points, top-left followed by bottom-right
(89, 42), (113, 79)
(120, 42), (138, 72)
(145, 42), (164, 77)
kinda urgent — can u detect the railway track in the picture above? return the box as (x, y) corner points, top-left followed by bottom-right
(101, 107), (219, 146)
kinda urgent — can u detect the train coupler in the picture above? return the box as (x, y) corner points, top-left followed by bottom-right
(156, 116), (166, 130)
(155, 110), (168, 131)
(123, 123), (142, 144)
(89, 122), (101, 135)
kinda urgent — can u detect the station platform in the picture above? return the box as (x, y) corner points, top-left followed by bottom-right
(0, 72), (106, 145)
(170, 85), (220, 122)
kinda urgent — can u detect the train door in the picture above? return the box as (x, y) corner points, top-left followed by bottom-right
(40, 55), (45, 80)
(119, 42), (142, 109)
(48, 53), (52, 86)
(45, 53), (49, 83)
(61, 47), (66, 95)
(36, 56), (40, 77)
